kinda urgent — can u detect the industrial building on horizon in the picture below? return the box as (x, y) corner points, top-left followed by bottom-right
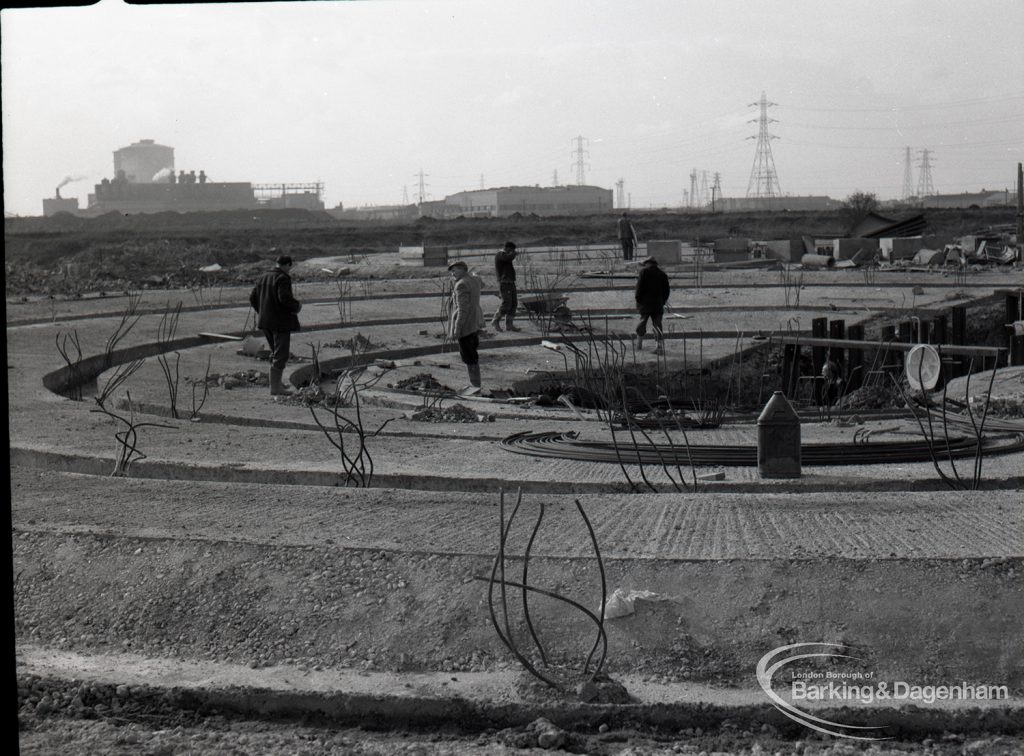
(39, 139), (1017, 220)
(329, 184), (614, 221)
(43, 139), (325, 217)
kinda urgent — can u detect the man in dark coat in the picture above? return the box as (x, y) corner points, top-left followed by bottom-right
(634, 256), (670, 355)
(490, 240), (520, 332)
(249, 253), (302, 395)
(617, 212), (637, 261)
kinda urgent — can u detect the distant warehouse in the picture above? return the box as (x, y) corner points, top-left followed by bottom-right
(337, 185), (614, 222)
(441, 185), (614, 218)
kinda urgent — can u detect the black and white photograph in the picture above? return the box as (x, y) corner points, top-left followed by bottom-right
(5, 0), (1024, 753)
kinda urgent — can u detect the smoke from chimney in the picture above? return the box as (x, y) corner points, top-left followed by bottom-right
(55, 174), (88, 198)
(57, 174), (87, 190)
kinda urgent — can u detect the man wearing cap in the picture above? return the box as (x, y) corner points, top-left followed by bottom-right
(634, 256), (671, 355)
(490, 240), (520, 332)
(448, 260), (485, 395)
(249, 253), (303, 396)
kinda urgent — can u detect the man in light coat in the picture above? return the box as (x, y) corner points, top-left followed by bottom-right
(448, 260), (484, 395)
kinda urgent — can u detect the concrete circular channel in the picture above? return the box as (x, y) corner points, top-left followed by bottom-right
(11, 271), (1024, 745)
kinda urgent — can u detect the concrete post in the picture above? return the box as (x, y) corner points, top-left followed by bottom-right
(758, 392), (801, 478)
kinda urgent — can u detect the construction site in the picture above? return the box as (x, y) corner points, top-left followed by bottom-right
(7, 197), (1024, 754)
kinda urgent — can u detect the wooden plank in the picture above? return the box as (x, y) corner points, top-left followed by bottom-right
(775, 335), (1003, 357)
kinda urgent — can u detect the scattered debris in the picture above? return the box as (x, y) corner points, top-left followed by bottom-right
(190, 369), (267, 389)
(528, 717), (566, 750)
(970, 393), (1024, 419)
(912, 249), (945, 266)
(558, 394), (586, 420)
(602, 588), (672, 620)
(239, 336), (263, 356)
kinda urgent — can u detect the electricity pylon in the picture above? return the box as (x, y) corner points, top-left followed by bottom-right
(902, 147), (915, 200)
(916, 149), (935, 198)
(414, 169), (429, 204)
(746, 91), (782, 205)
(571, 136), (590, 185)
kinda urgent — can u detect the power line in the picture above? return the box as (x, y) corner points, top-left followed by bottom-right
(782, 136), (1021, 151)
(780, 91), (1024, 113)
(784, 113), (1024, 131)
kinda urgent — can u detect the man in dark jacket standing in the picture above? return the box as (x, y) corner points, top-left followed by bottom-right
(634, 256), (670, 355)
(249, 253), (302, 396)
(490, 240), (520, 332)
(618, 211), (637, 261)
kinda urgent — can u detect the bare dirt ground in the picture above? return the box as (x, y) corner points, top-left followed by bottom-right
(8, 210), (1024, 754)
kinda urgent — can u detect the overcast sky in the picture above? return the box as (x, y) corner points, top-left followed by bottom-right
(3, 0), (1022, 216)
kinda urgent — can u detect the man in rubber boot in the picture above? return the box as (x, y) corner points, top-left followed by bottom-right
(249, 253), (302, 396)
(490, 240), (520, 332)
(634, 256), (670, 355)
(448, 260), (484, 395)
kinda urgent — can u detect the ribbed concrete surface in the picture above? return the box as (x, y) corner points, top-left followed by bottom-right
(11, 467), (1023, 559)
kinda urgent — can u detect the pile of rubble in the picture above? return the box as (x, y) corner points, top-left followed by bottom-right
(190, 370), (267, 390)
(284, 384), (346, 409)
(836, 383), (906, 410)
(408, 403), (494, 423)
(970, 393), (1024, 419)
(392, 373), (452, 393)
(325, 333), (375, 352)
